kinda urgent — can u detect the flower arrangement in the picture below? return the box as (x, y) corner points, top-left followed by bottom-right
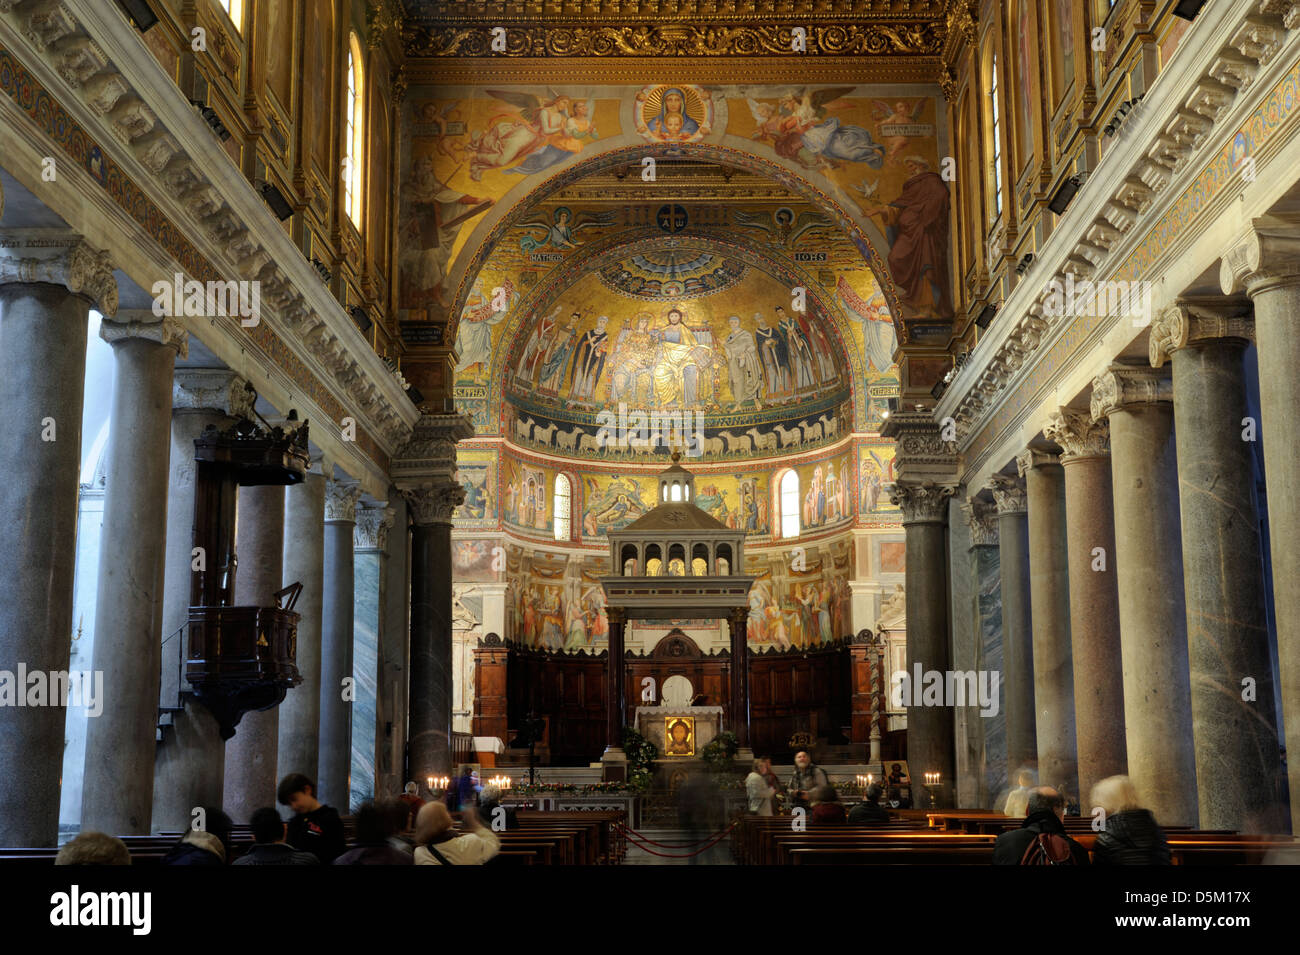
(700, 731), (739, 773)
(622, 726), (659, 792)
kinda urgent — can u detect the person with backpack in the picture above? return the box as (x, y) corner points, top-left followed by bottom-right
(991, 787), (1090, 865)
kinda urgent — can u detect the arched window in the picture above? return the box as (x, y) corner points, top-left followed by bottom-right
(343, 35), (365, 230)
(779, 470), (800, 539)
(989, 51), (1005, 221)
(553, 474), (571, 541)
(217, 0), (244, 32)
(670, 481), (682, 501)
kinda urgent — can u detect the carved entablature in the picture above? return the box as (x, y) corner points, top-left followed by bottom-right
(881, 410), (959, 486)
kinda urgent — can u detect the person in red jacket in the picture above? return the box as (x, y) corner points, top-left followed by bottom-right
(809, 785), (847, 825)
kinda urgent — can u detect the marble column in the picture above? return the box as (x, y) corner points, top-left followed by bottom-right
(1151, 303), (1284, 831)
(1091, 364), (1197, 826)
(152, 371), (255, 832)
(276, 465), (326, 786)
(605, 607), (628, 775)
(988, 474), (1037, 777)
(222, 484), (286, 823)
(1221, 226), (1300, 830)
(377, 494), (409, 800)
(351, 502), (393, 812)
(963, 499), (1005, 808)
(318, 479), (361, 810)
(1044, 408), (1127, 812)
(0, 234), (116, 847)
(890, 481), (958, 806)
(81, 314), (187, 835)
(402, 483), (461, 783)
(1017, 448), (1079, 804)
(948, 497), (978, 808)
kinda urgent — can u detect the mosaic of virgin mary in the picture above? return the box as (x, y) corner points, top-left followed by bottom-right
(635, 85), (712, 143)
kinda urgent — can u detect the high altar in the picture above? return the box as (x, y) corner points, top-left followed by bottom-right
(634, 673), (724, 755)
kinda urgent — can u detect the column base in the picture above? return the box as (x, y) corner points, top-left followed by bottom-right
(734, 747), (755, 764)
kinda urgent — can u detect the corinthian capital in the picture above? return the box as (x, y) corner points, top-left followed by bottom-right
(1148, 302), (1253, 367)
(1090, 364), (1172, 420)
(354, 503), (396, 551)
(1220, 218), (1300, 297)
(173, 369), (256, 419)
(987, 473), (1027, 514)
(401, 481), (465, 526)
(0, 230), (118, 315)
(1044, 408), (1110, 461)
(1015, 448), (1060, 476)
(324, 480), (362, 523)
(889, 481), (958, 525)
(99, 310), (189, 357)
(392, 412), (475, 489)
(962, 497), (999, 547)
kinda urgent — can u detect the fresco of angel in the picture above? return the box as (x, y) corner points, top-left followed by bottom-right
(751, 87), (886, 172)
(465, 91), (596, 180)
(518, 206), (617, 253)
(871, 99), (929, 166)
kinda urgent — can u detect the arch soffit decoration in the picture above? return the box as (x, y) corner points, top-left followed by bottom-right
(445, 138), (908, 345)
(486, 228), (867, 434)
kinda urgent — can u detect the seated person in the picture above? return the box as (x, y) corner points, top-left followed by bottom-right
(54, 832), (131, 866)
(232, 808), (320, 865)
(477, 785), (520, 831)
(334, 800), (413, 865)
(847, 783), (891, 825)
(277, 772), (345, 864)
(808, 785), (846, 825)
(414, 804), (501, 865)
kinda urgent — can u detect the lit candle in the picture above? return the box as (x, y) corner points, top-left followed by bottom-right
(427, 776), (434, 790)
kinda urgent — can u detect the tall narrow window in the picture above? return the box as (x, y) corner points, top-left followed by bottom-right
(344, 35), (365, 230)
(779, 470), (800, 540)
(218, 0), (244, 32)
(553, 474), (571, 541)
(990, 52), (1004, 220)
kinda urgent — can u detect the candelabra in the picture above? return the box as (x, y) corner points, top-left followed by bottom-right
(922, 772), (942, 809)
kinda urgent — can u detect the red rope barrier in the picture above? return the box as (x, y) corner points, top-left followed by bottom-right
(616, 822), (737, 858)
(614, 822), (735, 848)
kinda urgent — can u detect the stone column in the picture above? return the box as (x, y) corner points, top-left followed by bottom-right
(0, 233), (116, 847)
(80, 314), (187, 836)
(728, 606), (751, 757)
(963, 498), (1004, 808)
(1017, 448), (1079, 804)
(351, 502), (393, 812)
(988, 474), (1037, 777)
(604, 607), (628, 777)
(318, 479), (361, 810)
(377, 494), (409, 800)
(152, 371), (255, 832)
(222, 483), (287, 823)
(890, 482), (958, 806)
(275, 465), (326, 786)
(1044, 408), (1127, 812)
(1151, 303), (1284, 831)
(393, 412), (474, 786)
(1091, 364), (1197, 825)
(1221, 226), (1300, 830)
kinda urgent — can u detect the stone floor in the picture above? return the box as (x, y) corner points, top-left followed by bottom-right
(621, 827), (737, 865)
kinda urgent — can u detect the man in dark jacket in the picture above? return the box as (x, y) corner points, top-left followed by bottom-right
(848, 784), (891, 825)
(232, 808), (320, 865)
(1093, 808), (1172, 864)
(991, 788), (1090, 865)
(277, 772), (346, 864)
(161, 807), (232, 865)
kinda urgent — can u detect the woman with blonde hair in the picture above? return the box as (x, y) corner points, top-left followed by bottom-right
(413, 803), (501, 866)
(1089, 775), (1171, 865)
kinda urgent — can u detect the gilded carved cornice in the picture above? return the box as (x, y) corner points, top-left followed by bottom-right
(0, 230), (117, 316)
(889, 480), (958, 525)
(986, 473), (1026, 515)
(1090, 364), (1172, 421)
(1044, 408), (1110, 462)
(962, 497), (998, 547)
(1148, 302), (1253, 368)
